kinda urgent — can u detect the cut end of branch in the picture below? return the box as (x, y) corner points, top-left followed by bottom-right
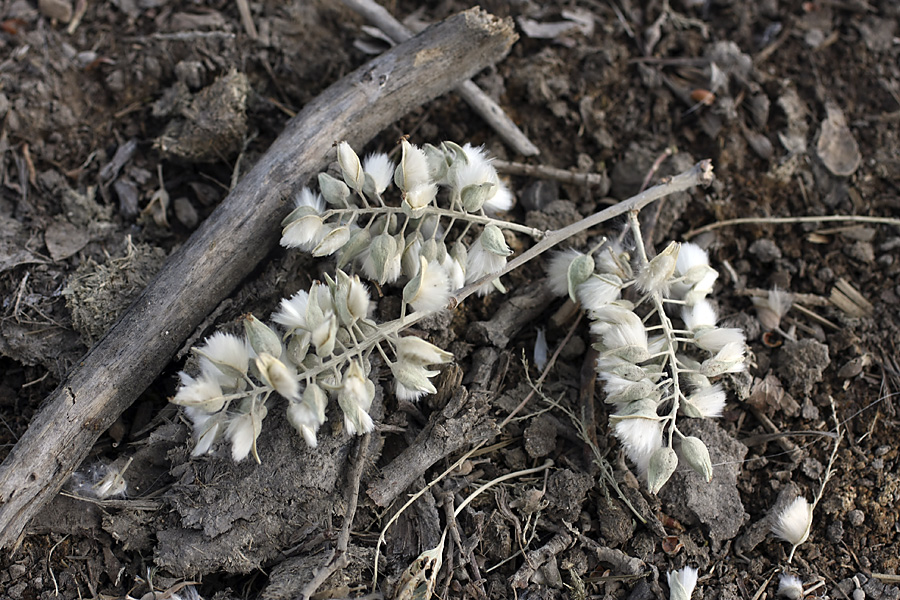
(464, 7), (518, 49)
(697, 159), (715, 187)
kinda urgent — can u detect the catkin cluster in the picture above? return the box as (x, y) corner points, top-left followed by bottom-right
(172, 140), (526, 461)
(547, 231), (747, 492)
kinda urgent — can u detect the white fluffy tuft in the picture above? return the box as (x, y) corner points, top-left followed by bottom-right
(546, 249), (583, 297)
(363, 152), (394, 195)
(771, 496), (813, 547)
(613, 417), (662, 473)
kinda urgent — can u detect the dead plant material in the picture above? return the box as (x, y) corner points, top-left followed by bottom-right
(367, 387), (498, 508)
(0, 7), (520, 551)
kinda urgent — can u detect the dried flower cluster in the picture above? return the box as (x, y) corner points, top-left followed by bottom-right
(548, 214), (747, 492)
(172, 140), (533, 461)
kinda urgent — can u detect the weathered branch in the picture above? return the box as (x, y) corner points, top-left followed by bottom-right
(0, 7), (517, 550)
(366, 388), (497, 508)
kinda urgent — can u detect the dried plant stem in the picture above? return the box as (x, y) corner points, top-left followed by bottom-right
(627, 210), (683, 446)
(300, 434), (370, 599)
(47, 534), (69, 596)
(787, 398), (842, 564)
(737, 288), (831, 307)
(372, 457), (552, 588)
(812, 398), (842, 510)
(452, 159), (715, 307)
(326, 205), (546, 239)
(499, 313), (582, 429)
(685, 214), (900, 239)
(235, 0), (258, 39)
(491, 159), (607, 187)
(454, 460), (552, 518)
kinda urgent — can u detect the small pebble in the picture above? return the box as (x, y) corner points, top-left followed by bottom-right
(838, 357), (865, 379)
(879, 237), (900, 252)
(38, 0), (72, 21)
(8, 582), (26, 600)
(805, 28), (826, 48)
(848, 509), (865, 527)
(853, 589), (865, 600)
(520, 180), (558, 212)
(840, 227), (876, 242)
(802, 457), (824, 479)
(8, 564), (26, 580)
(843, 241), (875, 263)
(817, 103), (861, 176)
(174, 197), (199, 229)
(749, 238), (782, 263)
(801, 398), (820, 421)
(827, 519), (845, 543)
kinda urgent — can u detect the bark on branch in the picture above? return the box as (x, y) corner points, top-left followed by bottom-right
(0, 8), (517, 550)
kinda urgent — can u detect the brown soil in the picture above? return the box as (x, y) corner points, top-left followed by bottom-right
(1, 0), (899, 599)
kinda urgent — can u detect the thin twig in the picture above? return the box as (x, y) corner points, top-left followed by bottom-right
(451, 159), (715, 307)
(641, 146), (677, 244)
(491, 159), (608, 187)
(736, 288), (831, 307)
(639, 146), (675, 194)
(47, 534), (69, 596)
(684, 214), (900, 239)
(299, 434), (370, 599)
(340, 0), (540, 156)
(136, 31), (238, 42)
(499, 313), (582, 429)
(812, 398), (842, 510)
(791, 303), (840, 331)
(235, 0), (259, 39)
(453, 460), (553, 519)
(439, 490), (487, 598)
(509, 531), (572, 589)
(787, 398), (843, 564)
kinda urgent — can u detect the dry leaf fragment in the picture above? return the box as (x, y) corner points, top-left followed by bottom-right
(816, 102), (861, 176)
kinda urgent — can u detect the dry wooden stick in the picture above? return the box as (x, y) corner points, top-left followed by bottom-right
(298, 433), (372, 600)
(508, 531), (572, 589)
(492, 158), (608, 187)
(341, 0), (540, 156)
(366, 388), (497, 508)
(235, 0), (258, 39)
(0, 7), (518, 551)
